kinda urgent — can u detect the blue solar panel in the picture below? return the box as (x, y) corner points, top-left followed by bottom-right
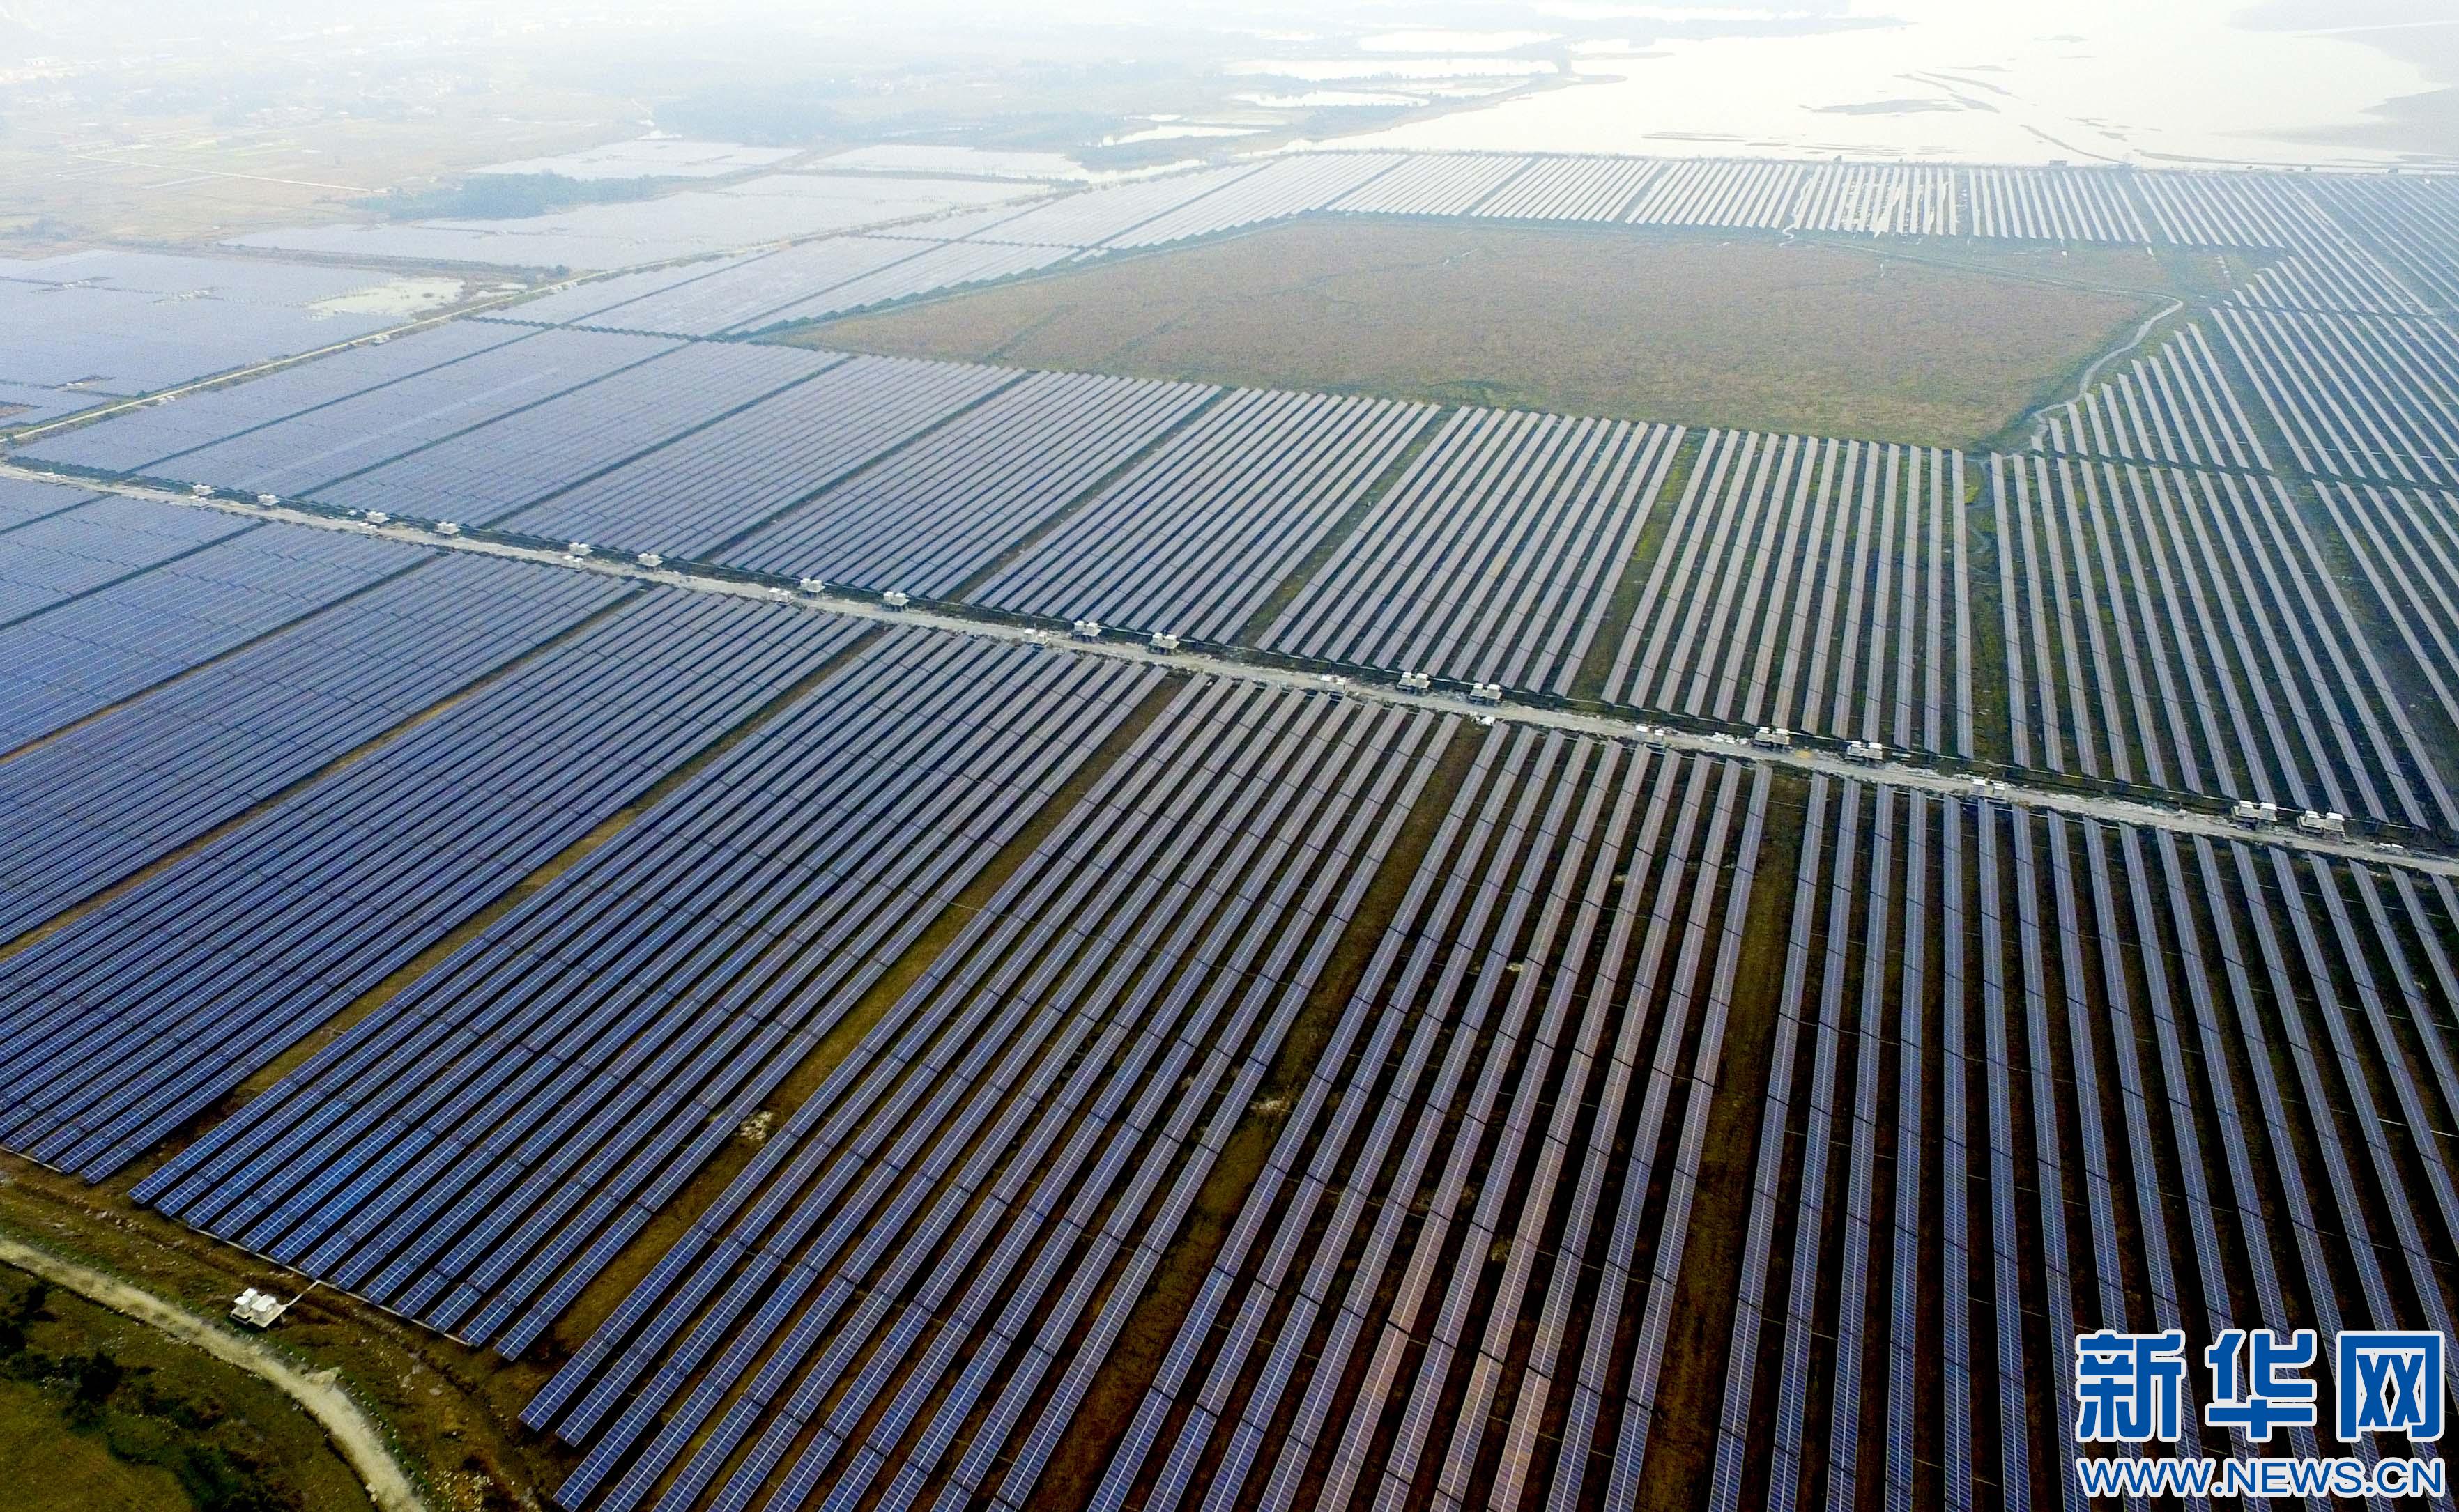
(0, 521), (426, 753)
(0, 553), (622, 948)
(0, 589), (855, 1179)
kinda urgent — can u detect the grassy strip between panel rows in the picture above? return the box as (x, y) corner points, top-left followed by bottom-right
(1018, 707), (1488, 1512)
(538, 668), (1190, 1362)
(0, 587), (645, 972)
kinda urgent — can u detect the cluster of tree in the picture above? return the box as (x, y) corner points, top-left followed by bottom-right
(358, 171), (668, 221)
(0, 1279), (296, 1512)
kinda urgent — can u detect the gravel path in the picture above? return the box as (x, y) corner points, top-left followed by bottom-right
(0, 1232), (427, 1512)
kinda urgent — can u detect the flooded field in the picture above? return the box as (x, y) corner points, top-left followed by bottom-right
(1326, 0), (2459, 168)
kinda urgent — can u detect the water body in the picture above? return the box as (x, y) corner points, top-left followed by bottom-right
(1324, 0), (2459, 169)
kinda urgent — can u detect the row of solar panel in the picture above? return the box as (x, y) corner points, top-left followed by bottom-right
(144, 631), (1167, 1359)
(1713, 780), (2459, 1512)
(1604, 429), (1974, 755)
(0, 582), (865, 1179)
(0, 486), (2452, 1512)
(13, 156), (2449, 456)
(1993, 452), (2457, 828)
(0, 249), (415, 429)
(1087, 732), (1770, 1512)
(16, 327), (1712, 686)
(520, 677), (1460, 1512)
(27, 314), (2459, 835)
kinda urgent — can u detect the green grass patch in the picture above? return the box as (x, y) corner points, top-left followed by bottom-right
(1632, 766), (1807, 1512)
(0, 1269), (369, 1512)
(1569, 426), (1704, 702)
(1961, 477), (2016, 766)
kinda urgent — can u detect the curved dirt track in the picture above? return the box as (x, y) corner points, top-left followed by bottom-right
(0, 1232), (428, 1512)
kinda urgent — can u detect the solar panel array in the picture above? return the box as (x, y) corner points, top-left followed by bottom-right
(142, 631), (1165, 1355)
(2215, 308), (2459, 487)
(1991, 454), (2455, 826)
(0, 493), (256, 626)
(1103, 154), (1400, 249)
(0, 551), (625, 946)
(77, 327), (683, 500)
(2304, 172), (2459, 311)
(719, 370), (1214, 596)
(966, 388), (1434, 641)
(2030, 322), (2271, 471)
(470, 231), (1096, 341)
(1092, 732), (1769, 1512)
(2134, 169), (2326, 247)
(1786, 160), (1959, 236)
(1326, 153), (1525, 216)
(0, 380), (102, 428)
(523, 679), (1456, 1512)
(2311, 481), (2459, 799)
(1480, 154), (1666, 222)
(479, 258), (756, 331)
(121, 151), (2459, 389)
(2128, 170), (2427, 314)
(735, 238), (1085, 328)
(307, 342), (837, 522)
(226, 174), (1038, 271)
(192, 152), (2301, 308)
(0, 476), (107, 530)
(1318, 155), (2146, 238)
(0, 521), (426, 754)
(0, 250), (408, 422)
(947, 164), (1266, 249)
(15, 144), (2459, 1512)
(1962, 167), (2147, 242)
(498, 240), (942, 337)
(10, 321), (538, 477)
(1623, 159), (1796, 229)
(0, 589), (853, 1179)
(1604, 432), (1975, 754)
(1714, 776), (1931, 1512)
(1715, 780), (2459, 1512)
(1262, 409), (1682, 692)
(2238, 236), (2424, 317)
(490, 354), (1011, 557)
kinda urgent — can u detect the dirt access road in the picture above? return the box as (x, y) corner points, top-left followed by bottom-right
(0, 1232), (428, 1512)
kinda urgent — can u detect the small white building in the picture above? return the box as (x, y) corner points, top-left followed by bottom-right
(230, 1288), (289, 1329)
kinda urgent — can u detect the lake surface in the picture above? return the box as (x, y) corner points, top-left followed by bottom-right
(1314, 0), (2458, 169)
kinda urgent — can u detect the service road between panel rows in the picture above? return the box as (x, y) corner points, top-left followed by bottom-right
(3, 458), (2446, 879)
